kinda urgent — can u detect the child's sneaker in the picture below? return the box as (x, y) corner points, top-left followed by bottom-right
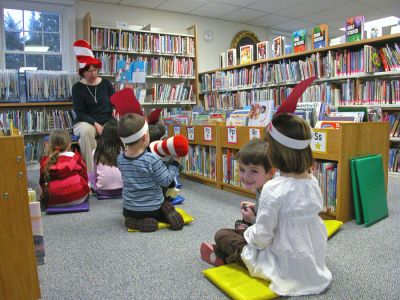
(125, 217), (158, 232)
(200, 243), (225, 267)
(161, 201), (184, 230)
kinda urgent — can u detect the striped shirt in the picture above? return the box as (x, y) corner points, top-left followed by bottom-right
(117, 151), (180, 212)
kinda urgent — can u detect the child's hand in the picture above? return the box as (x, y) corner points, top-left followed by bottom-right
(173, 156), (183, 164)
(241, 204), (256, 224)
(240, 201), (255, 210)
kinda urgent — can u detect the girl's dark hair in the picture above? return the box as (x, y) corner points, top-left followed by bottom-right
(236, 138), (272, 173)
(94, 119), (124, 166)
(267, 113), (313, 174)
(149, 122), (166, 143)
(118, 113), (146, 146)
(42, 131), (72, 206)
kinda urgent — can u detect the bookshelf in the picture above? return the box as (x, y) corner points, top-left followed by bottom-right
(82, 12), (199, 109)
(168, 122), (389, 223)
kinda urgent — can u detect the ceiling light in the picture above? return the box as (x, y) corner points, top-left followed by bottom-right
(24, 46), (49, 52)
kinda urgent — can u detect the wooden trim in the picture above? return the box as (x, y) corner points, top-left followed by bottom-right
(0, 102), (72, 108)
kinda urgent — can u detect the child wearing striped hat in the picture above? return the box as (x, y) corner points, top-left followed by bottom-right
(117, 113), (185, 232)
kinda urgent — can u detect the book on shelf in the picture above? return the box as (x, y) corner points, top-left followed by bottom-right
(292, 29), (307, 53)
(240, 45), (253, 65)
(325, 111), (365, 122)
(225, 109), (250, 126)
(272, 36), (284, 57)
(247, 100), (274, 127)
(366, 26), (382, 38)
(367, 106), (383, 122)
(345, 15), (365, 42)
(312, 24), (328, 49)
(131, 60), (147, 84)
(220, 52), (227, 68)
(227, 48), (237, 67)
(256, 41), (269, 60)
(314, 121), (342, 129)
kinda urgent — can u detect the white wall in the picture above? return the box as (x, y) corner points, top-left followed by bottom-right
(75, 1), (268, 73)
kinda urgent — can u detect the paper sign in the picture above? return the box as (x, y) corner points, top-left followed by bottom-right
(227, 127), (237, 144)
(249, 128), (261, 140)
(174, 126), (180, 135)
(186, 127), (194, 141)
(311, 129), (327, 153)
(204, 126), (212, 141)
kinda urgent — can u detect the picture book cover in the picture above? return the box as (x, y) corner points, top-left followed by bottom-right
(219, 52), (227, 68)
(247, 100), (274, 127)
(292, 29), (307, 53)
(130, 60), (147, 84)
(227, 48), (237, 67)
(240, 45), (253, 65)
(272, 36), (284, 57)
(313, 24), (328, 49)
(256, 41), (269, 60)
(346, 15), (365, 42)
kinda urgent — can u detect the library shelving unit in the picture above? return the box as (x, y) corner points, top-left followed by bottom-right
(168, 122), (389, 223)
(82, 12), (199, 109)
(169, 124), (219, 189)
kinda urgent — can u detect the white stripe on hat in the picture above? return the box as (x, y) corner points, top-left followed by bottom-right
(74, 46), (94, 58)
(156, 142), (167, 156)
(166, 137), (177, 156)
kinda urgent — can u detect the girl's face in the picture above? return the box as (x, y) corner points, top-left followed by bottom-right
(238, 163), (271, 192)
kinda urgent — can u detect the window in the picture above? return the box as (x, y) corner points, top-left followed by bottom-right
(3, 8), (62, 70)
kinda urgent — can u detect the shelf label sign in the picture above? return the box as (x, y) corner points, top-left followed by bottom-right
(186, 127), (195, 141)
(174, 126), (180, 135)
(227, 126), (238, 144)
(249, 128), (261, 140)
(311, 129), (327, 153)
(204, 126), (212, 141)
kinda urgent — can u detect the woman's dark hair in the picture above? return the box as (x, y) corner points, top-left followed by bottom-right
(267, 113), (313, 174)
(94, 119), (124, 166)
(236, 138), (272, 173)
(78, 64), (100, 77)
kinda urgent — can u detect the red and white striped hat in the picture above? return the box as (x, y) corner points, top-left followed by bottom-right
(149, 135), (189, 158)
(73, 39), (102, 70)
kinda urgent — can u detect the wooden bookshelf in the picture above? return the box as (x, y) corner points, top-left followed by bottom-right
(82, 12), (199, 108)
(0, 101), (72, 108)
(169, 122), (389, 223)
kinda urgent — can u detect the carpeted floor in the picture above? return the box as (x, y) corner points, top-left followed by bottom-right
(28, 169), (400, 300)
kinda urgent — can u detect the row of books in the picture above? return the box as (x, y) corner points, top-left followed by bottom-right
(28, 192), (45, 265)
(96, 53), (195, 78)
(222, 148), (240, 187)
(25, 139), (44, 165)
(312, 161), (337, 213)
(0, 70), (19, 101)
(384, 112), (400, 137)
(389, 148), (400, 173)
(0, 109), (75, 134)
(201, 43), (400, 93)
(0, 70), (80, 103)
(91, 28), (195, 56)
(182, 145), (216, 179)
(151, 83), (193, 103)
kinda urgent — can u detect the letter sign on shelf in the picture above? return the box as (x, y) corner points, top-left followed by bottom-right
(186, 127), (194, 141)
(249, 128), (261, 140)
(311, 129), (327, 153)
(227, 127), (237, 144)
(204, 126), (212, 141)
(174, 126), (180, 135)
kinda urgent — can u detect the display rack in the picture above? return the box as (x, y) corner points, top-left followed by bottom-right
(168, 122), (389, 223)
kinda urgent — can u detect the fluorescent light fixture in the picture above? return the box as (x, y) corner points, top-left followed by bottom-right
(24, 46), (49, 52)
(19, 67), (38, 72)
(339, 16), (399, 31)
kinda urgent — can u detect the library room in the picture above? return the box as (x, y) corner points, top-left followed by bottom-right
(1, 0), (399, 299)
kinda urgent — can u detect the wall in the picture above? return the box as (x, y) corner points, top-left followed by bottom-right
(75, 1), (268, 73)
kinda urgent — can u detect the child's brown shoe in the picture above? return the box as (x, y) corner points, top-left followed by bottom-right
(125, 217), (158, 232)
(161, 201), (184, 230)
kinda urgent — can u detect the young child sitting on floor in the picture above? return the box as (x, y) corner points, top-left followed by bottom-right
(201, 113), (332, 296)
(200, 138), (275, 266)
(117, 113), (184, 232)
(39, 130), (90, 208)
(91, 119), (124, 197)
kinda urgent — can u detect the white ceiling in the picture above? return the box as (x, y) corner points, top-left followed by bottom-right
(82, 0), (400, 37)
